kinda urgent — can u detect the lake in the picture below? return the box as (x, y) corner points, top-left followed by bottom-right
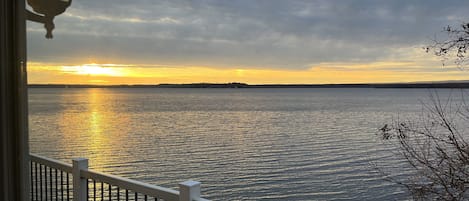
(28, 88), (460, 200)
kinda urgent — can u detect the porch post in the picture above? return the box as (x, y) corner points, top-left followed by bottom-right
(0, 0), (29, 200)
(179, 180), (201, 201)
(72, 158), (89, 201)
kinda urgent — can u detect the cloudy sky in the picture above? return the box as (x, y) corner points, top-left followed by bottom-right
(27, 0), (469, 84)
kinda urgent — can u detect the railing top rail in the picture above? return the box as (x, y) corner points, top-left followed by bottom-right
(29, 153), (211, 201)
(30, 153), (72, 173)
(81, 169), (180, 200)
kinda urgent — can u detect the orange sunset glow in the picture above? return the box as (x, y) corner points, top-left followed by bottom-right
(27, 60), (469, 85)
(26, 1), (469, 85)
(60, 64), (126, 77)
(18, 0), (469, 200)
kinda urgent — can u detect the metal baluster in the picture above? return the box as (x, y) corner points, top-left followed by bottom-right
(55, 169), (58, 201)
(109, 184), (112, 201)
(86, 179), (89, 201)
(31, 161), (34, 201)
(35, 163), (39, 201)
(125, 190), (129, 201)
(101, 182), (104, 201)
(135, 192), (137, 201)
(117, 187), (120, 201)
(93, 180), (96, 201)
(60, 171), (63, 201)
(30, 161), (34, 201)
(40, 165), (43, 201)
(144, 195), (147, 201)
(49, 167), (52, 201)
(66, 173), (69, 201)
(45, 166), (48, 200)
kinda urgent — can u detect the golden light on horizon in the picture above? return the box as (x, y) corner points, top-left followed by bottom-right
(26, 61), (469, 85)
(61, 63), (126, 77)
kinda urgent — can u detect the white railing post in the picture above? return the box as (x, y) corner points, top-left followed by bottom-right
(179, 180), (201, 201)
(72, 158), (88, 201)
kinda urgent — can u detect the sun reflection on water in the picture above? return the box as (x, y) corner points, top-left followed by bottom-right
(57, 88), (130, 171)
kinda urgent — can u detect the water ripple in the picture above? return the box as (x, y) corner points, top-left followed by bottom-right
(29, 88), (449, 200)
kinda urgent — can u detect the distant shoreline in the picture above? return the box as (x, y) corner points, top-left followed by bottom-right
(28, 82), (469, 89)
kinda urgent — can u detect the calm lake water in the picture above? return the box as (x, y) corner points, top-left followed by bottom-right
(28, 88), (462, 200)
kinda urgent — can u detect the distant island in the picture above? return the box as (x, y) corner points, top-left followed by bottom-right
(28, 82), (469, 88)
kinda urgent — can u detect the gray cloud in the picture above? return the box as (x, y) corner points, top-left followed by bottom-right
(27, 0), (469, 69)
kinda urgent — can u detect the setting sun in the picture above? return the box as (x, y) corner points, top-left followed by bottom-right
(61, 64), (125, 77)
(11, 0), (469, 200)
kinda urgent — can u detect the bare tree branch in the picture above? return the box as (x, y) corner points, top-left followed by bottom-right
(379, 92), (469, 200)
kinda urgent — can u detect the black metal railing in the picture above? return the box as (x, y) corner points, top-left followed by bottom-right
(30, 154), (209, 201)
(30, 154), (73, 201)
(85, 178), (163, 201)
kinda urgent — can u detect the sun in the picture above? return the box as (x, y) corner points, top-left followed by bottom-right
(61, 63), (124, 77)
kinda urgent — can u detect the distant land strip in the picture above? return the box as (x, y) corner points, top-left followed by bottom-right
(27, 82), (469, 88)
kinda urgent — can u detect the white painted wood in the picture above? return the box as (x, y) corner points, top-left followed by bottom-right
(179, 180), (201, 201)
(72, 158), (88, 201)
(30, 154), (73, 173)
(31, 154), (211, 201)
(82, 169), (180, 201)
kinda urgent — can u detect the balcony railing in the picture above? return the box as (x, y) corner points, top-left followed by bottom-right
(30, 153), (210, 201)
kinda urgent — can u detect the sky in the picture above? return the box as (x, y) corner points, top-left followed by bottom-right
(27, 0), (469, 85)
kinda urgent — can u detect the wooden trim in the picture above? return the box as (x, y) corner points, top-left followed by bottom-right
(30, 154), (73, 173)
(0, 0), (29, 200)
(82, 169), (180, 200)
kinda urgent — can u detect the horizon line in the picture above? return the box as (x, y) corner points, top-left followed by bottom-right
(27, 82), (469, 89)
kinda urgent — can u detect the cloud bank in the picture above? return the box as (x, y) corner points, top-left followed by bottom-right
(27, 0), (469, 70)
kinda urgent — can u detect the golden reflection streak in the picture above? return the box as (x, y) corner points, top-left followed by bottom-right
(85, 88), (130, 170)
(57, 88), (129, 171)
(88, 89), (103, 135)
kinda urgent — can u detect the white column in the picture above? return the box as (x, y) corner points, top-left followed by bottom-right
(72, 158), (88, 201)
(179, 180), (201, 201)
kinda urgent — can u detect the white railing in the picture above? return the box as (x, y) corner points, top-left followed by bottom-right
(30, 153), (210, 201)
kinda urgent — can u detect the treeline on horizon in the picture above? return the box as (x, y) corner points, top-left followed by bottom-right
(28, 82), (469, 88)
